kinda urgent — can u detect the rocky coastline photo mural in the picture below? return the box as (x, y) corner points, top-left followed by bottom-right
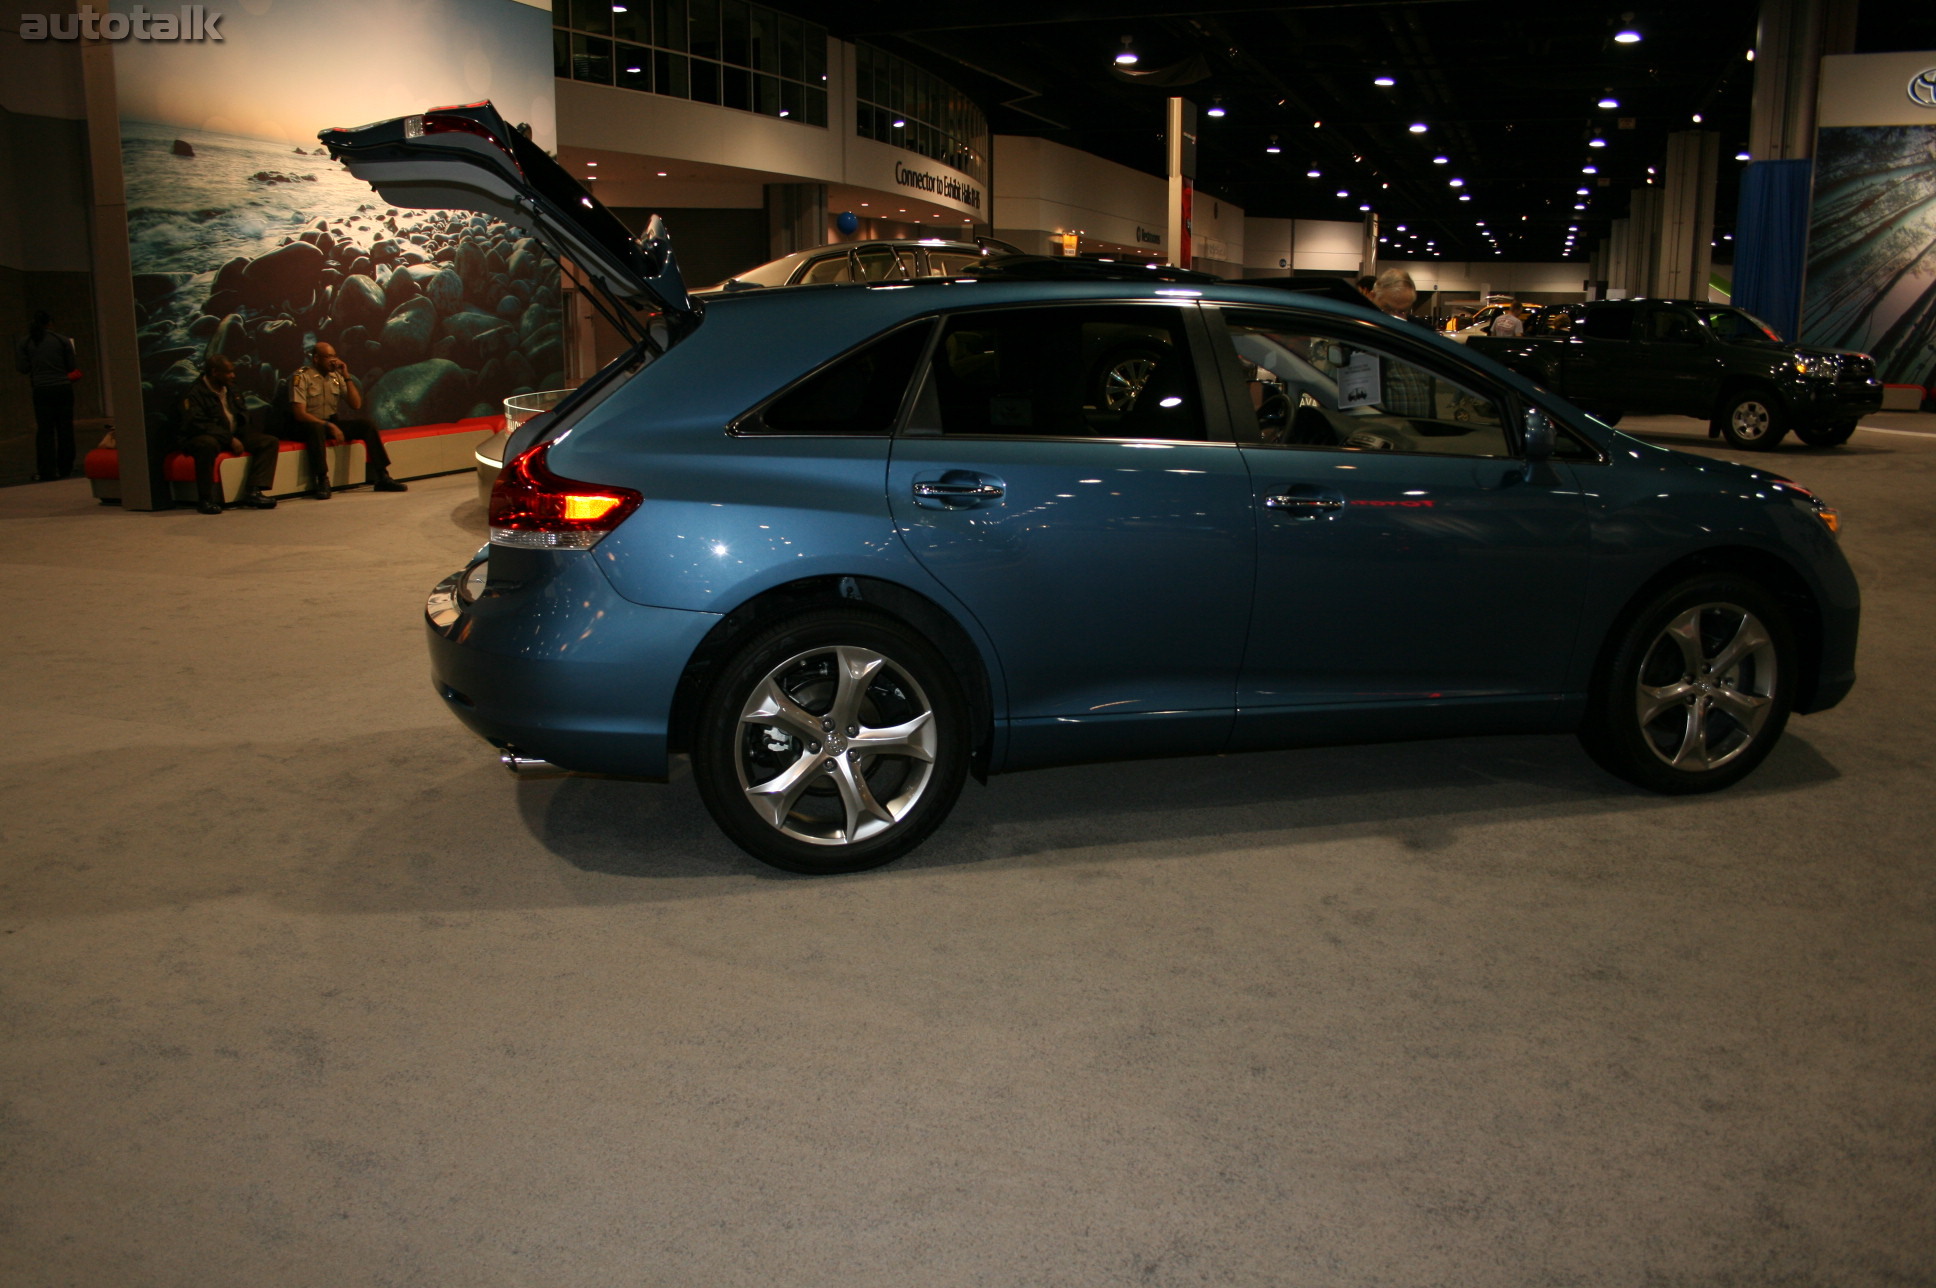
(125, 120), (564, 443)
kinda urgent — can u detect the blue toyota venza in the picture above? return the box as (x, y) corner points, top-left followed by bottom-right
(323, 104), (1859, 874)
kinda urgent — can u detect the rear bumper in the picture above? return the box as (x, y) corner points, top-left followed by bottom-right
(426, 552), (720, 779)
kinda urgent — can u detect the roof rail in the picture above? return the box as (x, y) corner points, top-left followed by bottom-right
(961, 254), (1221, 284)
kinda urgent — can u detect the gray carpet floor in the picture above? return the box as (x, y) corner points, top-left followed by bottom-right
(3, 415), (1932, 1287)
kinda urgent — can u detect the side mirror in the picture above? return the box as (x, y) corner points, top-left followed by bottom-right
(1522, 408), (1555, 463)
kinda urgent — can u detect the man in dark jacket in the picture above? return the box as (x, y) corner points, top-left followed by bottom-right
(177, 355), (279, 514)
(13, 310), (80, 481)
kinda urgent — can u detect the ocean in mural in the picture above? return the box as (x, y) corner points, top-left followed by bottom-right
(123, 119), (564, 439)
(1801, 125), (1936, 389)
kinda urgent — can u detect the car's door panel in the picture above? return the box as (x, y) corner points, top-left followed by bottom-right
(886, 302), (1255, 769)
(1208, 306), (1592, 751)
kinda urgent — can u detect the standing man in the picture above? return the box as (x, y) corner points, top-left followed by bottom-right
(286, 343), (406, 499)
(178, 355), (280, 515)
(14, 310), (80, 481)
(1369, 268), (1419, 322)
(1491, 303), (1526, 337)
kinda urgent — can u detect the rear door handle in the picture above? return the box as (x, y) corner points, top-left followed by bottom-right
(1263, 489), (1345, 518)
(914, 480), (1004, 499)
(910, 470), (1006, 510)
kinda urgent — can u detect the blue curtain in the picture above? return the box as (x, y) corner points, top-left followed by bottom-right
(1732, 159), (1813, 340)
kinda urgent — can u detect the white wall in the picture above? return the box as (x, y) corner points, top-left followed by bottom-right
(558, 79), (846, 185)
(1380, 260), (1588, 299)
(1243, 218), (1364, 275)
(994, 135), (1242, 267)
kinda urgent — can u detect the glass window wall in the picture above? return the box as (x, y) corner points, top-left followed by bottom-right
(553, 0), (828, 127)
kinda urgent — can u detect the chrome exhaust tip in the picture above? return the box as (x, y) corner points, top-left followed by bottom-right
(500, 752), (570, 777)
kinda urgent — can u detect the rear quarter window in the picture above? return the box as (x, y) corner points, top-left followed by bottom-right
(740, 321), (933, 435)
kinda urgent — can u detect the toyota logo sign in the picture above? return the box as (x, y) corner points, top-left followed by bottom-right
(1911, 68), (1936, 108)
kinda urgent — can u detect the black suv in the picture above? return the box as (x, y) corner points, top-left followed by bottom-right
(1469, 298), (1883, 449)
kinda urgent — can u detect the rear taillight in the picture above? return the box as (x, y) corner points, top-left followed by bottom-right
(489, 442), (640, 550)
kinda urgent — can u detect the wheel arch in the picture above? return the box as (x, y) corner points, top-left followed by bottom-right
(1587, 545), (1827, 713)
(1707, 376), (1789, 434)
(666, 574), (998, 774)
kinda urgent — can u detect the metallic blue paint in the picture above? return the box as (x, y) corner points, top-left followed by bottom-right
(425, 276), (1859, 782)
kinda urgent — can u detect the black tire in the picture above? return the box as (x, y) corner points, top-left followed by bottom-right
(1793, 418), (1858, 447)
(1578, 575), (1796, 795)
(1716, 389), (1788, 450)
(691, 609), (970, 874)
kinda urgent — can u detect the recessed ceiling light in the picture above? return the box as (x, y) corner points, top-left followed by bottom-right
(1588, 137), (1607, 148)
(891, 119), (905, 128)
(1458, 194), (1471, 201)
(1336, 190), (1349, 198)
(657, 171), (668, 177)
(1692, 113), (1703, 123)
(1306, 168), (1321, 178)
(1582, 165), (1599, 174)
(1359, 204), (1371, 211)
(1598, 95), (1620, 109)
(1735, 151), (1752, 161)
(1114, 36), (1138, 66)
(1577, 187), (1590, 195)
(1449, 178), (1464, 187)
(1613, 26), (1641, 44)
(1207, 99), (1227, 118)
(586, 161), (598, 166)
(1432, 155), (1449, 165)
(1408, 122), (1428, 134)
(1374, 75), (1396, 87)
(1574, 203), (1587, 210)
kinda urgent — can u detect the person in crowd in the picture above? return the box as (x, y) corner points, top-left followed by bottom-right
(1365, 269), (1436, 418)
(14, 310), (80, 481)
(1369, 268), (1419, 322)
(286, 342), (406, 498)
(1491, 303), (1526, 337)
(1355, 274), (1378, 300)
(177, 355), (279, 515)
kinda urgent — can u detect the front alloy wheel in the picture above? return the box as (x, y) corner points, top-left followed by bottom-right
(693, 610), (968, 873)
(1718, 390), (1788, 450)
(1579, 576), (1794, 794)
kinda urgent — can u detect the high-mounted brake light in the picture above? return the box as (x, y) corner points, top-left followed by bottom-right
(489, 442), (640, 549)
(418, 112), (519, 160)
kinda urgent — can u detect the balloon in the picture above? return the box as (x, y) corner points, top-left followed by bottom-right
(836, 210), (859, 235)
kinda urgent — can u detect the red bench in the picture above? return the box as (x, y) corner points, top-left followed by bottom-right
(85, 415), (504, 504)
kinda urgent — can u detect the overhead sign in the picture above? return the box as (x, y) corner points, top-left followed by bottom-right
(892, 160), (983, 214)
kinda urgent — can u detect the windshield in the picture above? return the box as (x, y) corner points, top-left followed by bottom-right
(1695, 304), (1782, 342)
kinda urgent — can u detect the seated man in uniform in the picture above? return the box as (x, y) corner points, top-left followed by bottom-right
(177, 355), (279, 515)
(286, 342), (407, 499)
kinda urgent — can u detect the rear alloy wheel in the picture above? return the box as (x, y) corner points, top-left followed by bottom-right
(1095, 347), (1164, 412)
(1793, 418), (1858, 447)
(1718, 390), (1788, 450)
(1579, 575), (1795, 794)
(692, 610), (969, 873)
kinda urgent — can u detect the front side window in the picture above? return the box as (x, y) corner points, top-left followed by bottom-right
(1221, 314), (1512, 458)
(909, 306), (1205, 441)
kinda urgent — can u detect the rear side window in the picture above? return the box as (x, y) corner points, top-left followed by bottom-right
(911, 305), (1206, 441)
(745, 321), (932, 435)
(797, 253), (853, 285)
(1582, 303), (1636, 340)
